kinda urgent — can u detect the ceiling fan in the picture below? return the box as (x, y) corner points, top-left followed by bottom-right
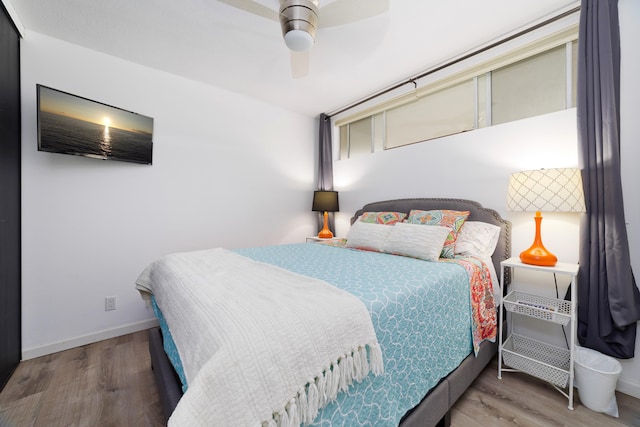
(218, 0), (389, 76)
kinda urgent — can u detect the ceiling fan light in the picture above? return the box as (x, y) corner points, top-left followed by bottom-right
(279, 0), (318, 52)
(284, 29), (314, 52)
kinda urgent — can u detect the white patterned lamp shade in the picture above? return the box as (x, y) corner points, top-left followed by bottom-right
(507, 168), (586, 213)
(507, 168), (585, 266)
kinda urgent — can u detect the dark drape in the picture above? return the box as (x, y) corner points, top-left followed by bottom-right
(576, 0), (640, 359)
(316, 113), (335, 233)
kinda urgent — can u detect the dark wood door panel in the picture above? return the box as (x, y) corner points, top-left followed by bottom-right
(0, 2), (22, 391)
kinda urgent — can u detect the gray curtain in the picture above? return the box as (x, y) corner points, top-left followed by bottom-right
(576, 0), (640, 359)
(316, 113), (335, 233)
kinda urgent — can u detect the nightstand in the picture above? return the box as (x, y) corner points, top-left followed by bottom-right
(498, 257), (579, 410)
(305, 236), (342, 243)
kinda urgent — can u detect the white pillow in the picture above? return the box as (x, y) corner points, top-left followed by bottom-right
(345, 221), (394, 252)
(382, 222), (450, 261)
(455, 221), (502, 258)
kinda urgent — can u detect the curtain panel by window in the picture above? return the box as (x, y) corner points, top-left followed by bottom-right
(577, 0), (640, 359)
(316, 113), (335, 233)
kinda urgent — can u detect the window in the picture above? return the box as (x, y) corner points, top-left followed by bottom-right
(347, 116), (373, 157)
(340, 113), (385, 157)
(337, 29), (578, 159)
(491, 44), (568, 125)
(385, 80), (475, 148)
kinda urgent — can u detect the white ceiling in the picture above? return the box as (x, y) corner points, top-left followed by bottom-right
(8, 0), (578, 117)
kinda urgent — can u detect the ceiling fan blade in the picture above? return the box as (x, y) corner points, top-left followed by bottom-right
(319, 0), (389, 28)
(217, 0), (279, 21)
(290, 51), (310, 78)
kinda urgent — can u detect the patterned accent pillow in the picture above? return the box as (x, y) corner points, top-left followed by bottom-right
(358, 211), (407, 225)
(406, 209), (470, 258)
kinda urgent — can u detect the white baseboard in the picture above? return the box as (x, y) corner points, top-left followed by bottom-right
(21, 318), (160, 361)
(617, 377), (640, 399)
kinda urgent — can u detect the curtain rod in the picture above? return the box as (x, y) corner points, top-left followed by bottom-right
(326, 5), (581, 118)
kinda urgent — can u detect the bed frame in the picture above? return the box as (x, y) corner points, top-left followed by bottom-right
(149, 198), (511, 426)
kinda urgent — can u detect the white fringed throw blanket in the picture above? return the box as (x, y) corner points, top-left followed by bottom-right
(136, 248), (383, 427)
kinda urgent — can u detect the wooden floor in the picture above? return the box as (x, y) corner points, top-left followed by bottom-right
(0, 331), (164, 427)
(1, 330), (638, 427)
(450, 359), (640, 427)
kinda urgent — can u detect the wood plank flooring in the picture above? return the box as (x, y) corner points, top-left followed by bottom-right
(450, 358), (640, 427)
(0, 331), (164, 427)
(0, 330), (638, 426)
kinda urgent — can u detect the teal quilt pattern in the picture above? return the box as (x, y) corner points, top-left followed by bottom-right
(235, 243), (473, 426)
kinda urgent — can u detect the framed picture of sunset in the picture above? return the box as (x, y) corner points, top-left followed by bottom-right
(36, 85), (153, 165)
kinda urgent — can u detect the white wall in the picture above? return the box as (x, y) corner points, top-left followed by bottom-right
(618, 0), (640, 399)
(20, 32), (317, 358)
(332, 1), (640, 397)
(333, 109), (580, 249)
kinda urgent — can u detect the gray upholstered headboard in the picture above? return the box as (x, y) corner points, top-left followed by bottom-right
(350, 198), (512, 287)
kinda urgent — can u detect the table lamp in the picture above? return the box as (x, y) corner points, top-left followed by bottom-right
(507, 168), (586, 266)
(312, 190), (339, 238)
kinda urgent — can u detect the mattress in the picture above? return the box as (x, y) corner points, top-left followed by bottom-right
(152, 242), (495, 426)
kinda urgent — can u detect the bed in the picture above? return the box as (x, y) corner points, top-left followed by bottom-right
(139, 198), (511, 427)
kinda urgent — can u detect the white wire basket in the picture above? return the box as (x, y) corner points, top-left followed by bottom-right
(502, 334), (570, 388)
(503, 291), (571, 325)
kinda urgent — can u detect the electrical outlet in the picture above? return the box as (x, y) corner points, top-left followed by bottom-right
(105, 296), (117, 311)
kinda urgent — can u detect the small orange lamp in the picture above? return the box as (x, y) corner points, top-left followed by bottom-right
(312, 190), (339, 238)
(507, 168), (585, 267)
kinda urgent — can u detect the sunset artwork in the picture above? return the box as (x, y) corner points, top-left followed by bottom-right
(37, 85), (153, 164)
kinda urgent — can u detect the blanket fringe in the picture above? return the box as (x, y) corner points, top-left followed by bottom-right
(263, 342), (384, 427)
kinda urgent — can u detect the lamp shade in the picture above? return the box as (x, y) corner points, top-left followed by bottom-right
(507, 168), (585, 267)
(507, 168), (586, 213)
(312, 190), (339, 212)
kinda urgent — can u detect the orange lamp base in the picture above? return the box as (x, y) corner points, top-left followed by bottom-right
(520, 211), (557, 267)
(317, 211), (334, 239)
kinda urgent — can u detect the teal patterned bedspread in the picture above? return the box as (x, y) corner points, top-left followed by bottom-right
(156, 242), (474, 426)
